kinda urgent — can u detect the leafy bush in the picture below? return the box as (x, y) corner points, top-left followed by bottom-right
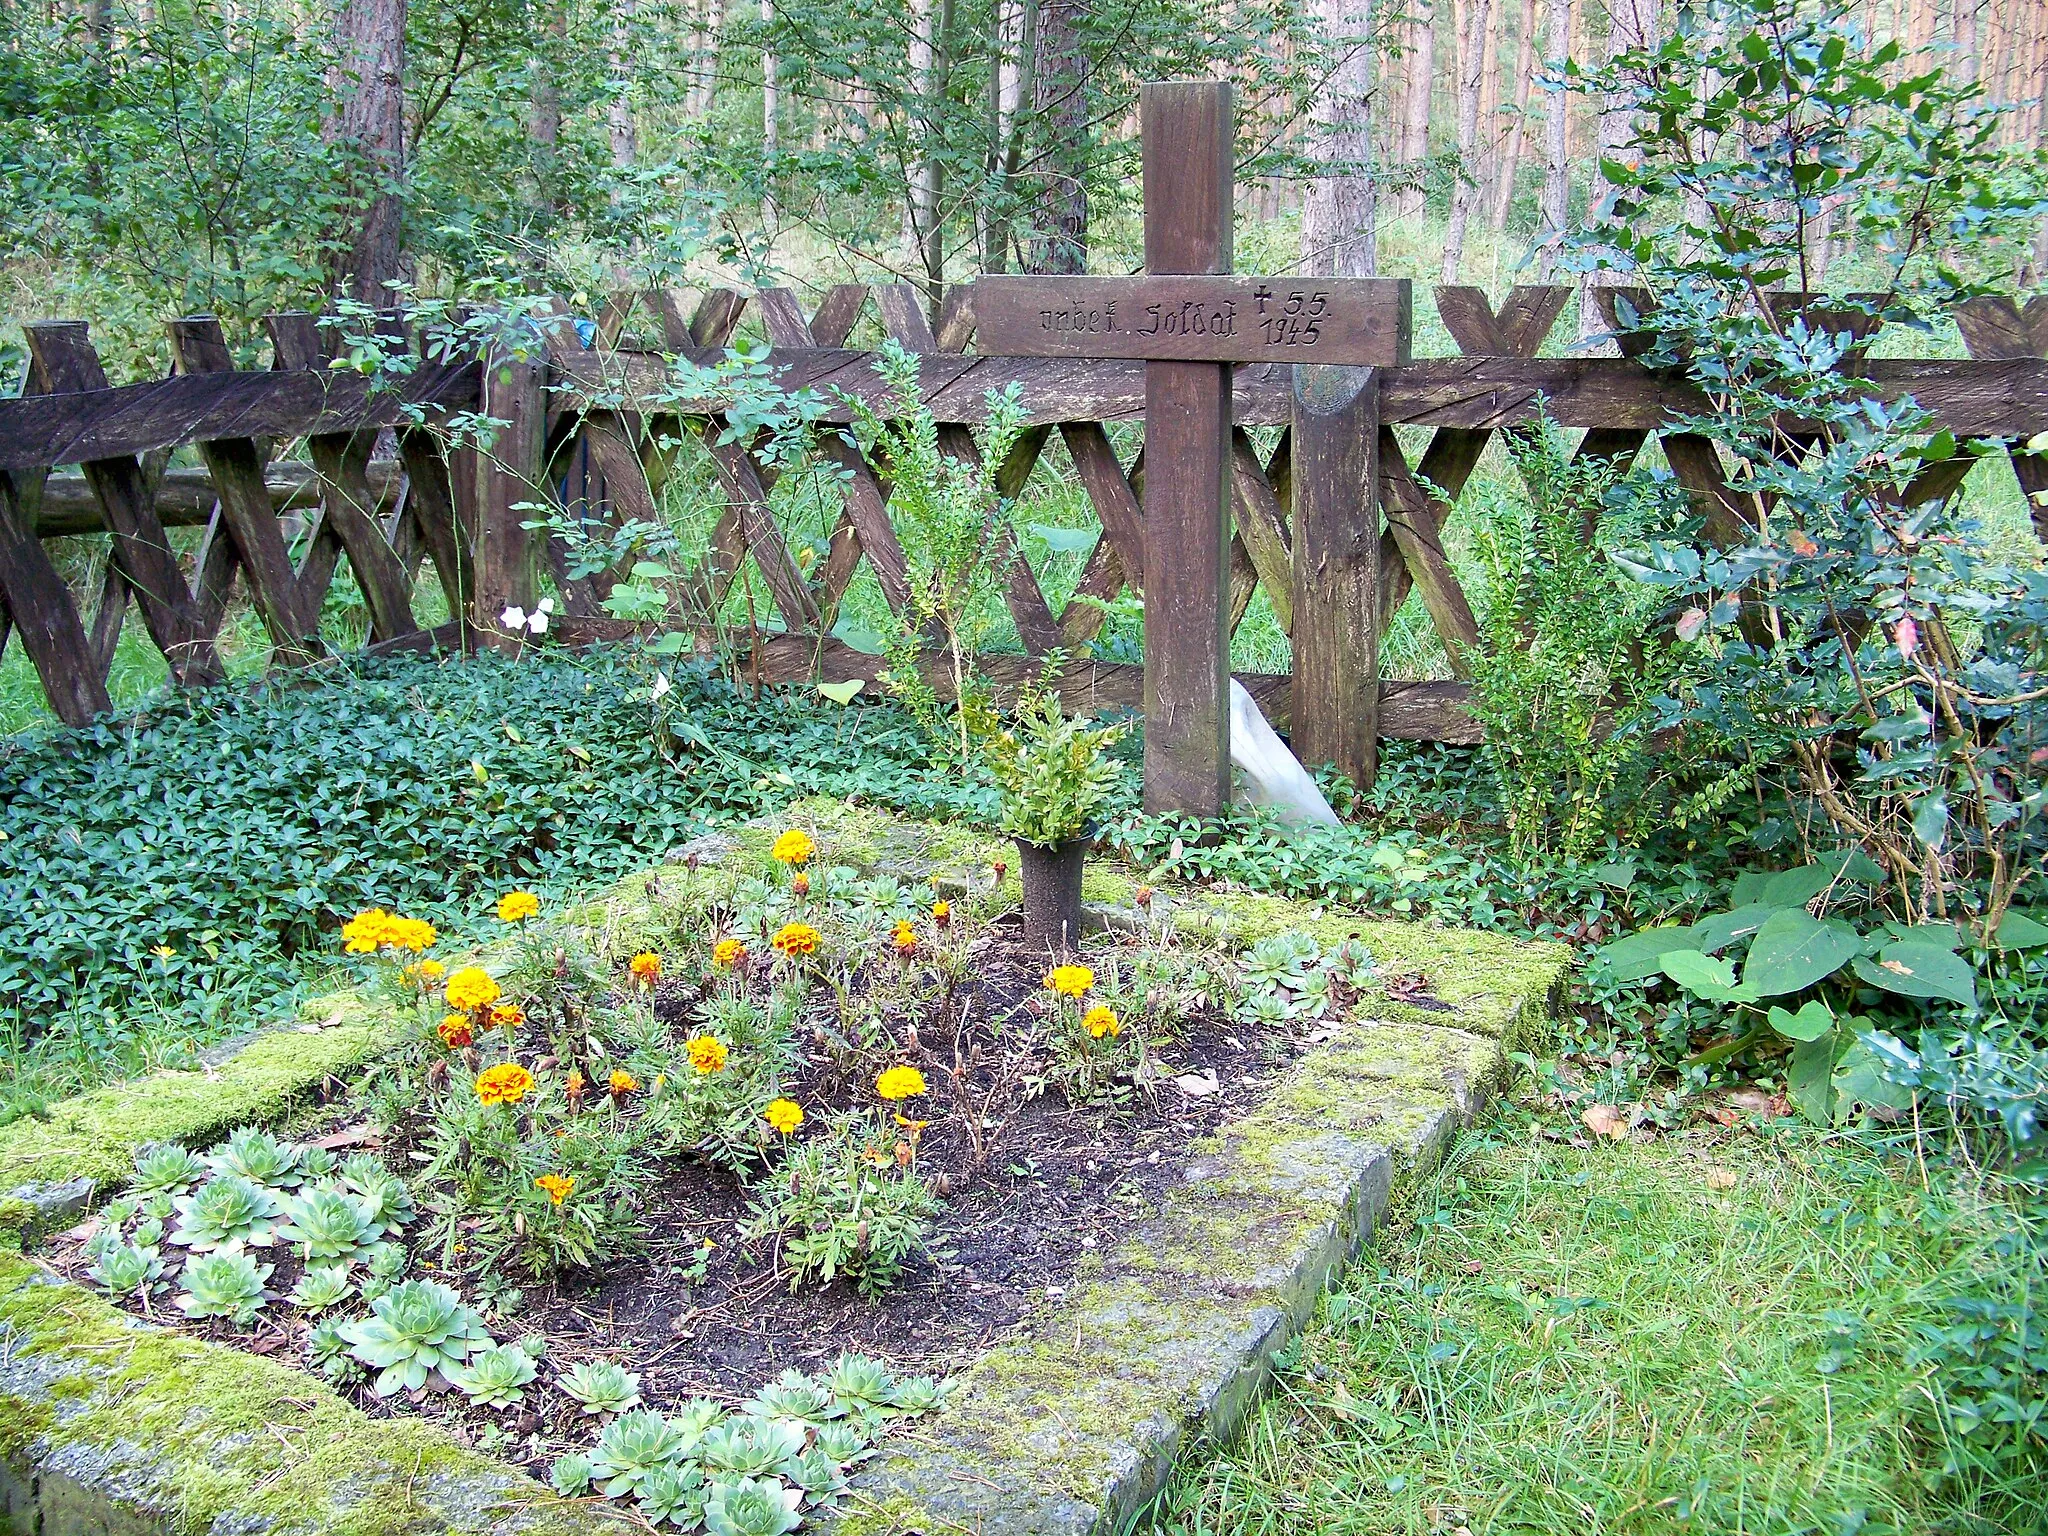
(982, 683), (1128, 848)
(1463, 412), (1676, 864)
(745, 1116), (940, 1297)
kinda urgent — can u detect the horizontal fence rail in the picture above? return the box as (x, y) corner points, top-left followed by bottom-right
(3, 283), (2045, 780)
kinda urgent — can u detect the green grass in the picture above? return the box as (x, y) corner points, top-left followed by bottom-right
(1145, 1115), (2045, 1536)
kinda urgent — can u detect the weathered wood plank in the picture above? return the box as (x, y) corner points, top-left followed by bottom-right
(1292, 365), (1380, 787)
(0, 467), (110, 724)
(474, 340), (545, 643)
(1139, 79), (1235, 818)
(975, 275), (1414, 366)
(396, 431), (471, 621)
(1229, 427), (1292, 634)
(23, 322), (222, 685)
(164, 317), (321, 660)
(36, 460), (403, 535)
(1059, 422), (1146, 591)
(1379, 429), (1481, 671)
(808, 285), (870, 348)
(268, 313), (420, 643)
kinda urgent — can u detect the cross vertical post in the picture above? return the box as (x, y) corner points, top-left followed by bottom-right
(1140, 80), (1235, 819)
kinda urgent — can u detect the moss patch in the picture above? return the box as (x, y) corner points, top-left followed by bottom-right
(0, 1011), (391, 1199)
(0, 1254), (603, 1536)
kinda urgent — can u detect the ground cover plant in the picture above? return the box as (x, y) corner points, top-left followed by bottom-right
(45, 817), (1355, 1528)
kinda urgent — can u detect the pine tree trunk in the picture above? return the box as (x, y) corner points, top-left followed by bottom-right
(1303, 0), (1381, 275)
(1023, 0), (1091, 274)
(1537, 0), (1570, 275)
(1955, 0), (1979, 85)
(761, 0), (778, 167)
(1491, 0), (1536, 229)
(609, 0), (638, 179)
(1439, 0), (1491, 282)
(1397, 0), (1436, 220)
(327, 0), (408, 302)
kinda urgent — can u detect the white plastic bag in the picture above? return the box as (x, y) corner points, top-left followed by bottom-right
(1227, 679), (1341, 827)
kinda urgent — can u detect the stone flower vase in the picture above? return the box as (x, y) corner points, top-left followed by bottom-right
(1016, 836), (1086, 951)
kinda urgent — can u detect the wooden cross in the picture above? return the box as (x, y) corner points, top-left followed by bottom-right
(974, 81), (1412, 817)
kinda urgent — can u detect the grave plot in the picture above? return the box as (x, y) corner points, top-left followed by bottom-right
(0, 805), (1567, 1536)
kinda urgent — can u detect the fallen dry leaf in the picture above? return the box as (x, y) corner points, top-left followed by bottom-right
(311, 1122), (379, 1151)
(1581, 1103), (1632, 1141)
(1174, 1069), (1221, 1099)
(1705, 1104), (1743, 1128)
(1705, 1168), (1739, 1190)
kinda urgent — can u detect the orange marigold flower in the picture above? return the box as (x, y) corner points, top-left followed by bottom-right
(770, 922), (820, 959)
(790, 872), (811, 898)
(1134, 885), (1155, 908)
(1043, 964), (1094, 999)
(763, 1098), (804, 1134)
(890, 921), (918, 958)
(1082, 1004), (1121, 1039)
(712, 938), (748, 969)
(565, 1069), (586, 1098)
(609, 1068), (639, 1097)
(629, 952), (662, 985)
(771, 829), (815, 866)
(436, 1013), (474, 1049)
(495, 890), (540, 923)
(445, 967), (501, 1012)
(491, 1003), (528, 1033)
(384, 916), (437, 953)
(685, 1036), (729, 1074)
(875, 1065), (927, 1101)
(475, 1062), (536, 1106)
(535, 1173), (574, 1205)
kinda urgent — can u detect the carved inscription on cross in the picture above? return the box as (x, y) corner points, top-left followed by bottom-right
(972, 80), (1413, 817)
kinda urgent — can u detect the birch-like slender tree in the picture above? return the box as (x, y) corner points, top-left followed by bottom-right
(1537, 0), (1570, 275)
(1396, 0), (1436, 220)
(1491, 0), (1537, 229)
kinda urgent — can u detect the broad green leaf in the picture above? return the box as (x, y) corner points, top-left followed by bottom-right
(1741, 908), (1861, 997)
(1831, 1038), (1914, 1115)
(1758, 863), (1834, 906)
(1730, 870), (1776, 906)
(1658, 949), (1758, 1003)
(1597, 925), (1697, 982)
(1026, 523), (1098, 553)
(1787, 1035), (1841, 1125)
(816, 680), (865, 705)
(1766, 1000), (1836, 1042)
(1993, 909), (2048, 951)
(1851, 943), (1978, 1007)
(1881, 921), (1963, 953)
(1911, 792), (1949, 852)
(1693, 905), (1778, 955)
(644, 632), (690, 655)
(1588, 860), (1638, 891)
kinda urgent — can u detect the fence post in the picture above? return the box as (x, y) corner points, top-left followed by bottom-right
(1290, 364), (1380, 789)
(1139, 80), (1235, 819)
(472, 326), (544, 646)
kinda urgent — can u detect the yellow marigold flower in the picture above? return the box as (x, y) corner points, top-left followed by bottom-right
(1043, 964), (1095, 999)
(1083, 1004), (1121, 1039)
(535, 1173), (574, 1205)
(685, 1036), (729, 1073)
(445, 967), (501, 1012)
(890, 921), (918, 958)
(341, 908), (393, 955)
(875, 1065), (927, 1101)
(565, 1069), (586, 1097)
(629, 952), (662, 985)
(931, 900), (950, 926)
(712, 937), (748, 968)
(475, 1062), (536, 1106)
(771, 829), (815, 867)
(404, 958), (447, 986)
(152, 944), (177, 960)
(384, 916), (438, 953)
(436, 1013), (474, 1049)
(770, 922), (820, 958)
(489, 1002), (527, 1033)
(763, 1098), (804, 1135)
(496, 890), (540, 924)
(609, 1069), (639, 1097)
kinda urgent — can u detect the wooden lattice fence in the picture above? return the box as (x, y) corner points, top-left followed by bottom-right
(4, 282), (2047, 786)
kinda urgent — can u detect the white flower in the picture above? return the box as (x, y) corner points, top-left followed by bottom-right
(651, 672), (672, 701)
(498, 598), (556, 636)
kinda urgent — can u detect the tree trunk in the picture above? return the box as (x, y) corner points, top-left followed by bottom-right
(1955, 0), (1979, 85)
(1303, 0), (1380, 275)
(761, 0), (778, 167)
(1023, 0), (1091, 273)
(1537, 0), (1570, 274)
(983, 0), (1039, 272)
(530, 3), (563, 230)
(1397, 0), (1436, 220)
(1491, 0), (1536, 229)
(1439, 0), (1490, 282)
(326, 0), (408, 302)
(1585, 0), (1656, 336)
(610, 0), (638, 180)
